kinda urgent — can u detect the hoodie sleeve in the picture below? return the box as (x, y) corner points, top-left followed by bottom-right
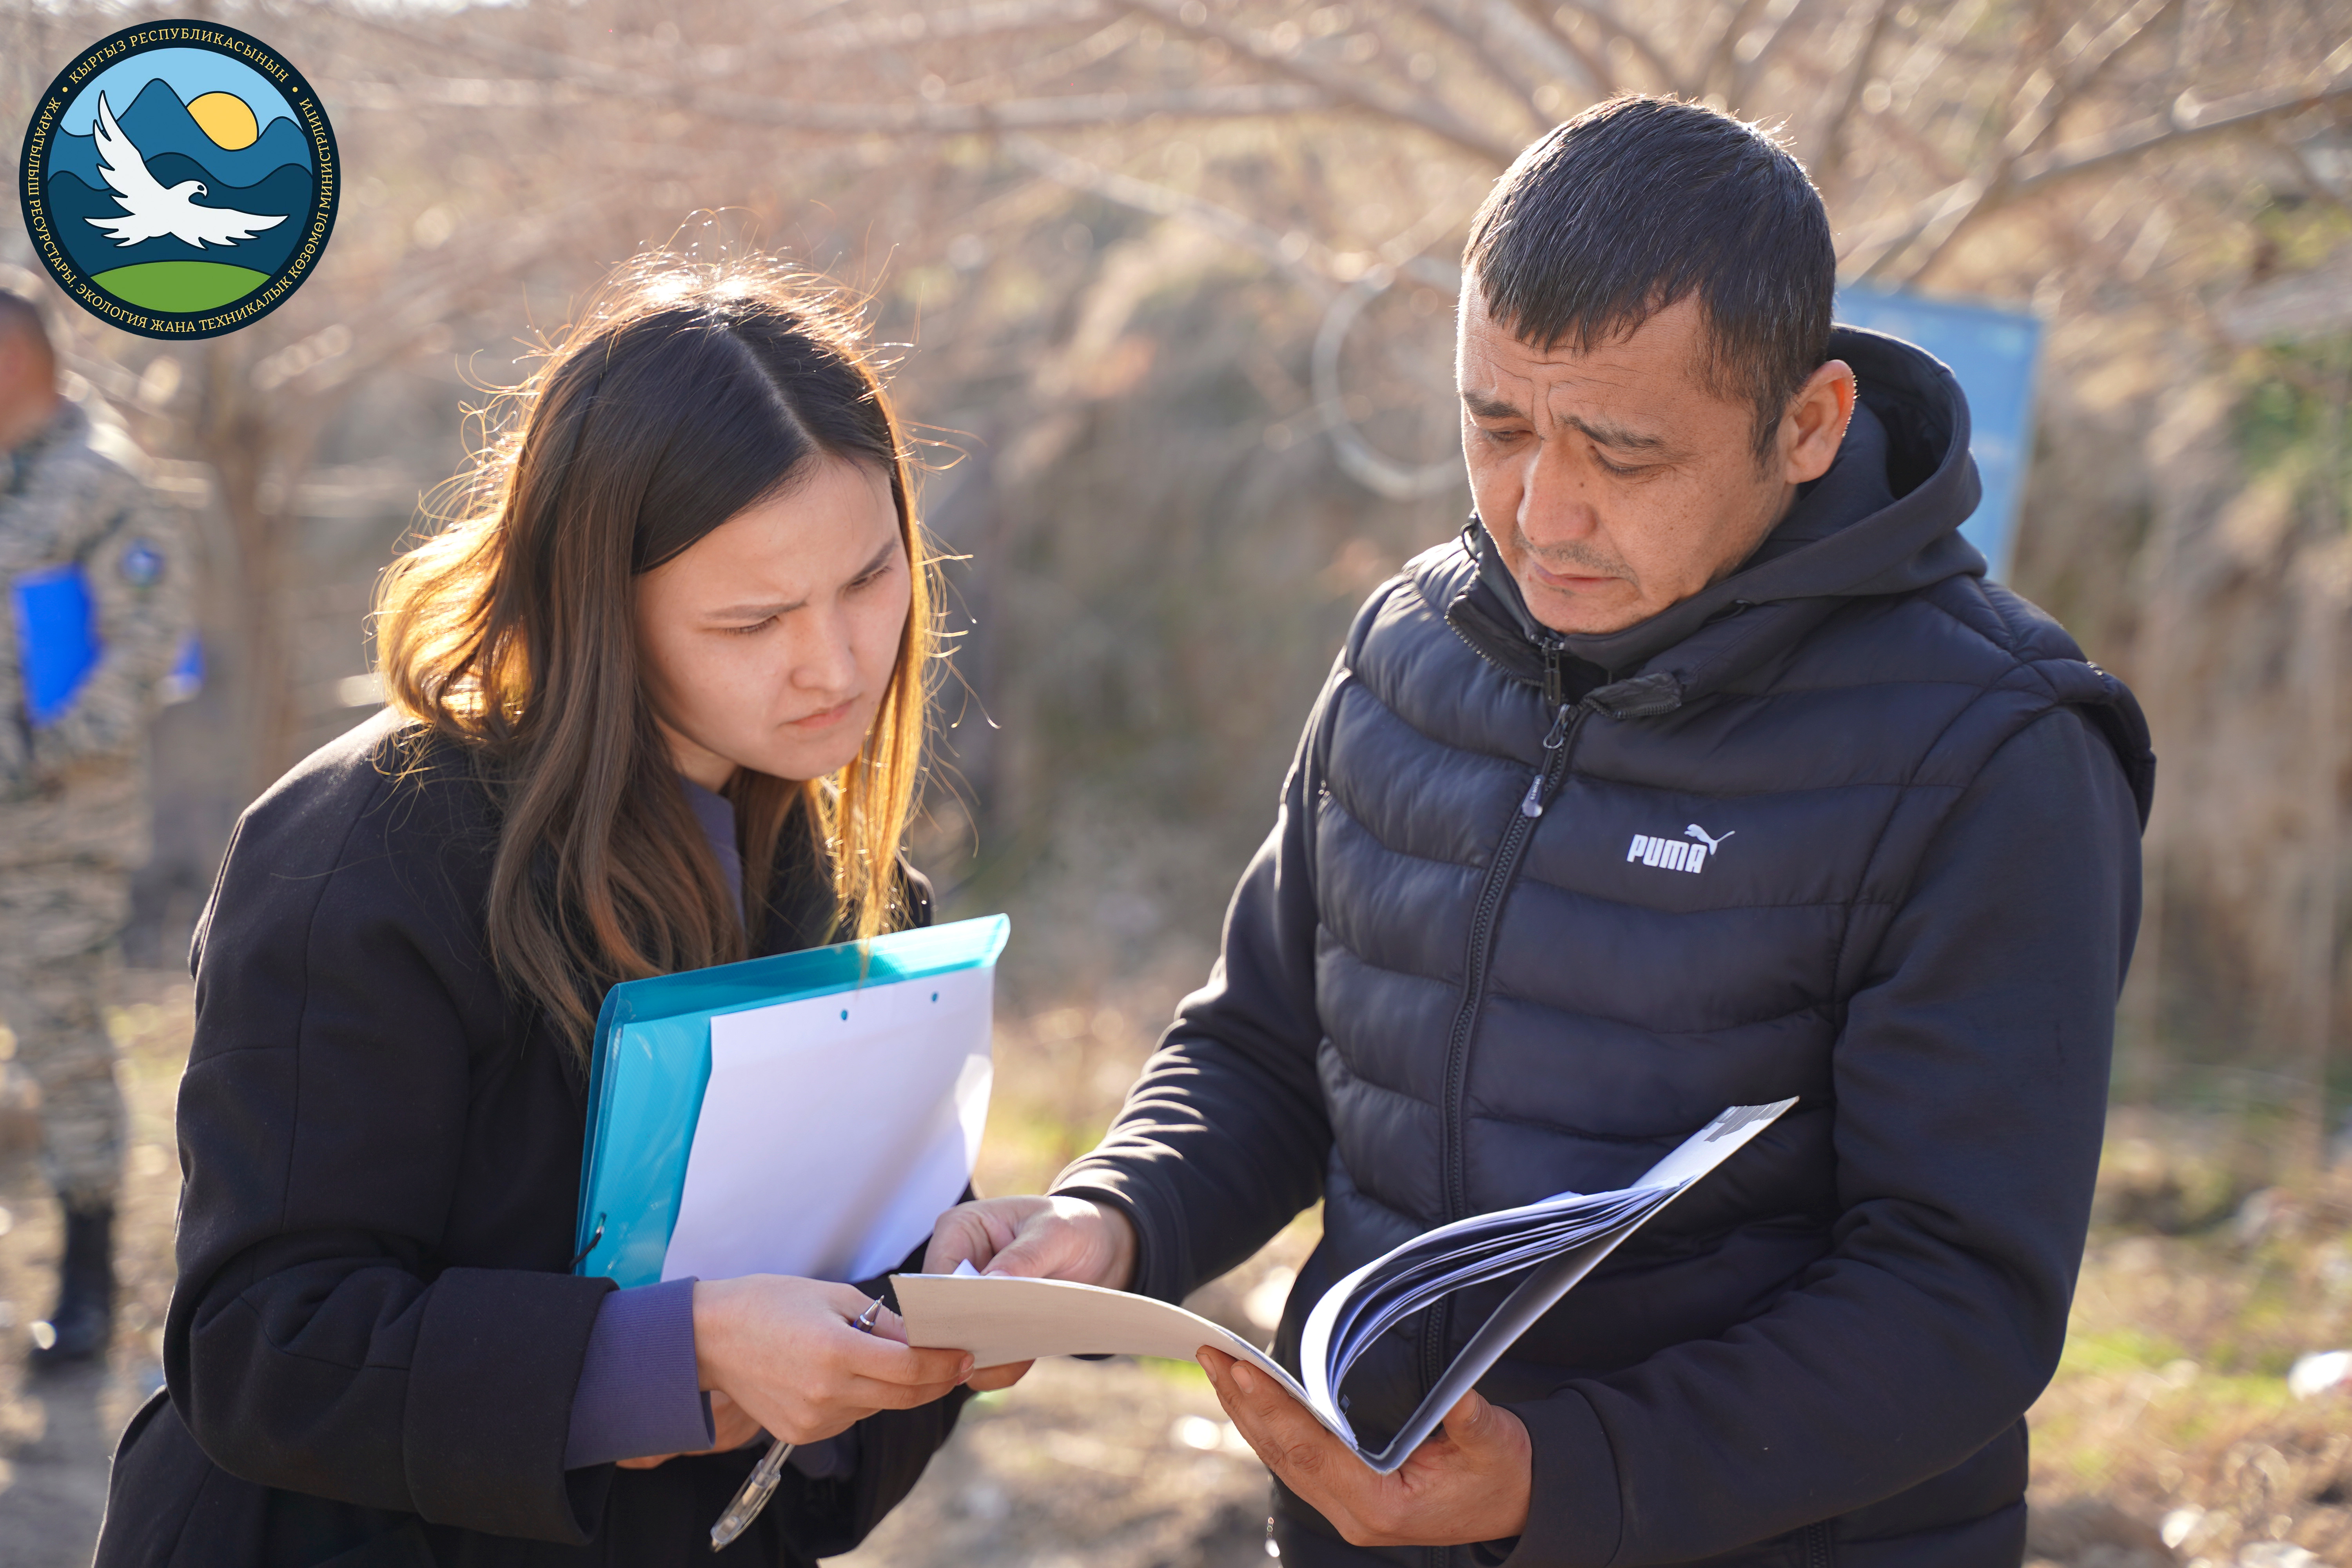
(167, 753), (620, 1543)
(1049, 654), (1350, 1303)
(1500, 706), (2140, 1568)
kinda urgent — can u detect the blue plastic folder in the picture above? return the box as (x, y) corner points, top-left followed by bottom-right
(573, 914), (1010, 1288)
(13, 563), (99, 726)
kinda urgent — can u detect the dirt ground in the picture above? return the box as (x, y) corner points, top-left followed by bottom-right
(0, 969), (185, 1568)
(2, 976), (2349, 1568)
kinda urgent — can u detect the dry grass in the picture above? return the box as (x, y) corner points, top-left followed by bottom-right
(2024, 1112), (2352, 1568)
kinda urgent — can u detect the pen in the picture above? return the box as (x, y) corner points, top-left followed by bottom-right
(709, 1294), (886, 1552)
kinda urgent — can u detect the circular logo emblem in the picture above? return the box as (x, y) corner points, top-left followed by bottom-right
(18, 22), (338, 339)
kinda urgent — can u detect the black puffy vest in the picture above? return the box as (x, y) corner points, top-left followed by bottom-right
(1263, 331), (2152, 1564)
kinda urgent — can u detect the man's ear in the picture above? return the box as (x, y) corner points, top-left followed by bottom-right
(1780, 360), (1856, 486)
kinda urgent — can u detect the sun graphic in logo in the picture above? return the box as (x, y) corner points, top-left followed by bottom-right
(185, 92), (260, 151)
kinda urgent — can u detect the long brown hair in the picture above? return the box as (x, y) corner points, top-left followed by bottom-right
(374, 255), (933, 1053)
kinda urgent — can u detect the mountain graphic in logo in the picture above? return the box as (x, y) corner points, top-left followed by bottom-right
(20, 28), (338, 337)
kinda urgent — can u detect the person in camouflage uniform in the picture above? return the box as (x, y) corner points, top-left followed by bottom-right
(0, 292), (191, 1368)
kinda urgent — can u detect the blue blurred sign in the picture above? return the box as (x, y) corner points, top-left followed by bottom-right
(13, 562), (97, 726)
(1835, 287), (2042, 579)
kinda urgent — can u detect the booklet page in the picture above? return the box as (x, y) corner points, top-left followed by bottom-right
(899, 1098), (1796, 1473)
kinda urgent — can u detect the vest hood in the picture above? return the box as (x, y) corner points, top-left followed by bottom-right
(1446, 327), (1989, 705)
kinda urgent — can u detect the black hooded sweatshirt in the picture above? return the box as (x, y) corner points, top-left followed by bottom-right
(1054, 327), (2153, 1568)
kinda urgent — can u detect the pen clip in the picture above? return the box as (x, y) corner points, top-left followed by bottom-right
(568, 1213), (606, 1273)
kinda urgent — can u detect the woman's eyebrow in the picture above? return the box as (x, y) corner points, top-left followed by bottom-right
(702, 541), (898, 621)
(705, 597), (802, 621)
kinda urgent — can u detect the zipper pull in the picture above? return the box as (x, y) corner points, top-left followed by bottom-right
(1542, 639), (1564, 710)
(1519, 703), (1575, 818)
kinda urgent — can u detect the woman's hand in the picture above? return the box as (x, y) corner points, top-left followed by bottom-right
(923, 1195), (1140, 1391)
(614, 1389), (764, 1470)
(692, 1277), (973, 1447)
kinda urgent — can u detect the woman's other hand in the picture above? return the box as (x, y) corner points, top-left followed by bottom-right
(691, 1278), (972, 1447)
(614, 1389), (764, 1470)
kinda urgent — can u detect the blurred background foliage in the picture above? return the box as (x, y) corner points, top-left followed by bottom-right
(4, 1), (2352, 1557)
(2, 0), (2348, 1144)
(0, 0), (2345, 1146)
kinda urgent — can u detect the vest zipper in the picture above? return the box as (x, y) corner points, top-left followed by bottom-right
(1420, 696), (1590, 1396)
(1802, 1520), (1836, 1568)
(1519, 702), (1576, 817)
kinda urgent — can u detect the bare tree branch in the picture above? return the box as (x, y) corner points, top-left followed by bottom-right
(1497, 0), (1619, 95)
(1475, 0), (1606, 99)
(1546, 1), (1684, 95)
(1730, 0), (1828, 107)
(1000, 132), (1336, 296)
(336, 6), (1328, 136)
(946, 15), (1142, 102)
(1810, 0), (1896, 189)
(2010, 74), (2352, 191)
(1120, 0), (1523, 163)
(775, 0), (1110, 59)
(1699, 0), (1780, 102)
(1999, 0), (2179, 160)
(1405, 0), (1551, 127)
(1851, 70), (2352, 281)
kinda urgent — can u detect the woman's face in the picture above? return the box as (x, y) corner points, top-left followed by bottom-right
(634, 457), (911, 790)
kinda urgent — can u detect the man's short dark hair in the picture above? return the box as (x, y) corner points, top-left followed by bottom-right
(0, 291), (55, 364)
(1465, 96), (1835, 457)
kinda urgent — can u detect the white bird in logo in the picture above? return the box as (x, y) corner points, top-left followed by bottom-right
(82, 91), (287, 249)
(1684, 824), (1735, 855)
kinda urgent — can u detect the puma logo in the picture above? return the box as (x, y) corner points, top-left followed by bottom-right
(1625, 824), (1734, 875)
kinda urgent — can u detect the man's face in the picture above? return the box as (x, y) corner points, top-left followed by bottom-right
(0, 328), (47, 405)
(0, 325), (60, 452)
(1457, 289), (1846, 636)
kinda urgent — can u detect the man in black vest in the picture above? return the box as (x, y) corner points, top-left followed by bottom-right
(932, 96), (2151, 1567)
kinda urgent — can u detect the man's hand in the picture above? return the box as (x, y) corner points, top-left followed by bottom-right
(924, 1195), (1139, 1391)
(1196, 1347), (1532, 1550)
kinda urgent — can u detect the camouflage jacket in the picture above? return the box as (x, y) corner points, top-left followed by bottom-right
(0, 400), (190, 863)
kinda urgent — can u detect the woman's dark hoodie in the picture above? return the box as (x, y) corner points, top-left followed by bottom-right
(96, 716), (964, 1566)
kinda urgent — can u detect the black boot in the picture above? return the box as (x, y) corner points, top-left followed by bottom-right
(30, 1203), (113, 1370)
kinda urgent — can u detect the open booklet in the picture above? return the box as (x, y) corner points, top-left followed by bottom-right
(896, 1098), (1794, 1475)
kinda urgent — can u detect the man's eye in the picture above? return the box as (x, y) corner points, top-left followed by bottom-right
(1595, 454), (1650, 477)
(726, 616), (777, 636)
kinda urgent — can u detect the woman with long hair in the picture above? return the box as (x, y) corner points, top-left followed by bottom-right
(97, 256), (976, 1565)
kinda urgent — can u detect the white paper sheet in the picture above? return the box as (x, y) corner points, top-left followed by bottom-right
(661, 963), (994, 1285)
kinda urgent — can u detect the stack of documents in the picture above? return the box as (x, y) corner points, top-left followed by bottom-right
(896, 1098), (1793, 1473)
(573, 915), (1009, 1289)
